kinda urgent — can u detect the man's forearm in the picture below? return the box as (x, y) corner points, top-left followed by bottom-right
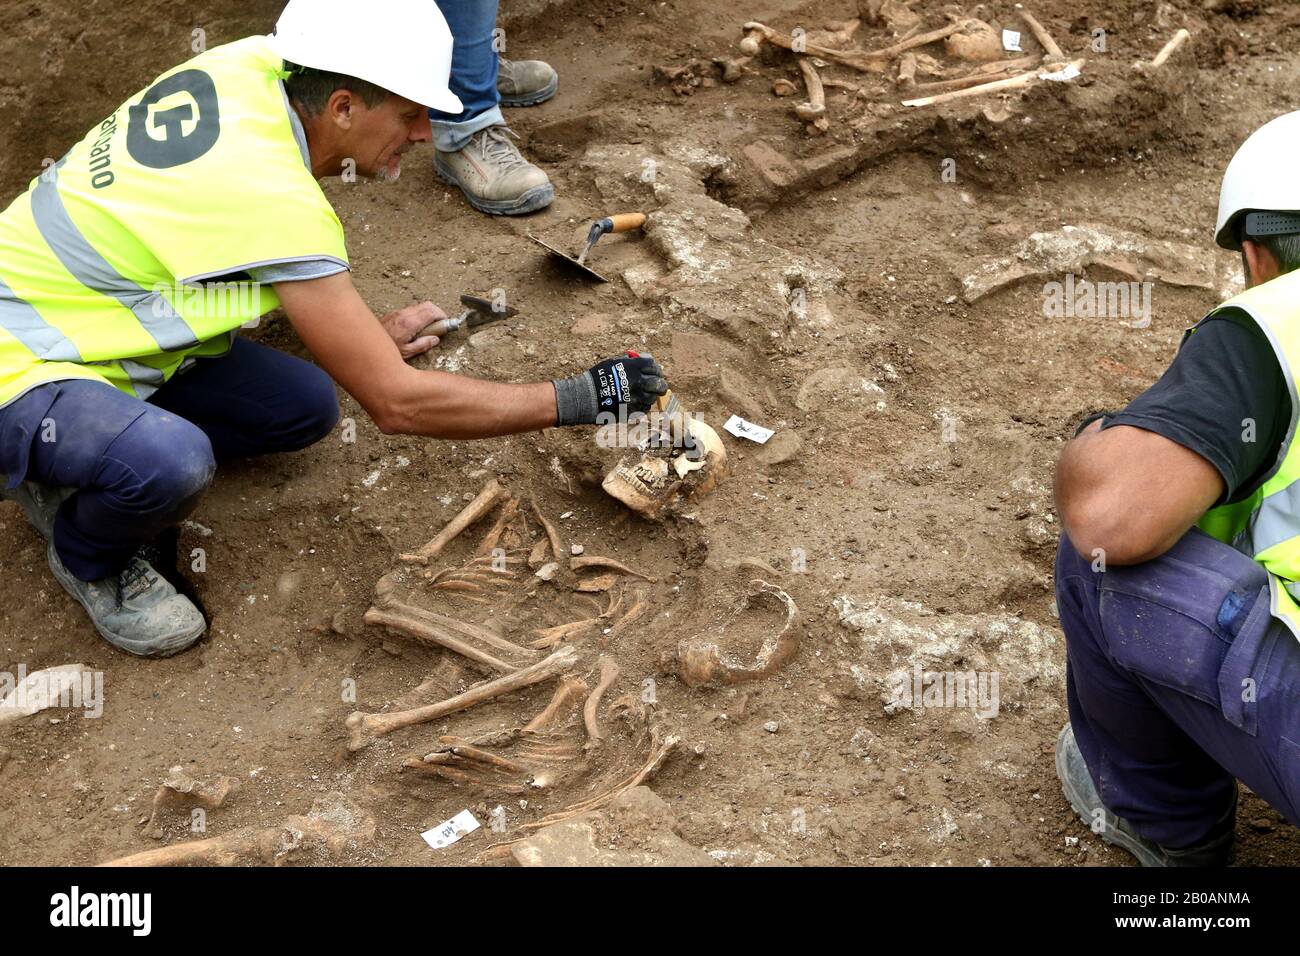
(381, 369), (557, 438)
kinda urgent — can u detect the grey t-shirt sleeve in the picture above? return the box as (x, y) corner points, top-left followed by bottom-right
(246, 258), (349, 284)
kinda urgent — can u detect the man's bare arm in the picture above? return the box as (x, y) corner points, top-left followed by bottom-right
(1054, 420), (1224, 565)
(275, 272), (556, 439)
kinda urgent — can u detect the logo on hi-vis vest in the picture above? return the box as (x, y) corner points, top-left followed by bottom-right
(126, 69), (222, 169)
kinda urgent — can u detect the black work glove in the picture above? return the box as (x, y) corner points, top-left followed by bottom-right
(552, 353), (668, 426)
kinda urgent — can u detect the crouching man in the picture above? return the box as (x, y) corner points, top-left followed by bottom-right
(0, 0), (665, 657)
(1053, 112), (1300, 865)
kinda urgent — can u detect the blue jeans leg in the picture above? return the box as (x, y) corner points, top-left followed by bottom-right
(430, 0), (504, 151)
(1055, 528), (1300, 847)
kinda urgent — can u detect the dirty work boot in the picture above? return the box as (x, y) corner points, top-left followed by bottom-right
(0, 476), (73, 540)
(497, 57), (558, 107)
(1055, 724), (1235, 867)
(435, 126), (555, 216)
(47, 540), (206, 658)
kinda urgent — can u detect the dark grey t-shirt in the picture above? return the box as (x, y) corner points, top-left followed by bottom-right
(1099, 309), (1291, 506)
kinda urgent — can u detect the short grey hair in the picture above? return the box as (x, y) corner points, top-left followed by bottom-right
(1259, 233), (1300, 275)
(283, 60), (390, 116)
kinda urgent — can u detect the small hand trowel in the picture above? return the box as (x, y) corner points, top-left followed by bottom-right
(529, 212), (647, 283)
(421, 293), (518, 339)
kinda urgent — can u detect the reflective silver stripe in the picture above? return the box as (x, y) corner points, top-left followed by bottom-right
(0, 274), (82, 362)
(280, 80), (311, 168)
(117, 359), (167, 401)
(30, 160), (200, 352)
(1248, 481), (1300, 555)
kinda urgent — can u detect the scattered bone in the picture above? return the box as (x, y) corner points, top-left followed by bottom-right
(674, 581), (801, 688)
(902, 57), (1085, 108)
(896, 52), (918, 89)
(101, 796), (375, 867)
(475, 497), (520, 556)
(520, 733), (680, 830)
(742, 19), (964, 74)
(531, 618), (601, 650)
(535, 561), (561, 582)
(1145, 28), (1191, 69)
(571, 555), (657, 581)
(959, 223), (1216, 302)
(364, 596), (537, 673)
(806, 18), (862, 49)
(530, 500), (564, 564)
(142, 768), (239, 838)
(601, 589), (626, 621)
(431, 579), (485, 594)
(945, 18), (1016, 63)
(401, 479), (506, 564)
(822, 78), (865, 95)
(364, 606), (518, 674)
(524, 676), (589, 732)
(583, 657), (621, 746)
(440, 737), (534, 776)
(738, 26), (766, 56)
(1017, 6), (1064, 58)
(575, 573), (620, 593)
(345, 645), (578, 751)
(715, 56), (753, 82)
(772, 77), (798, 96)
(604, 592), (649, 645)
(0, 664), (87, 725)
(909, 56), (1038, 95)
(795, 59), (830, 133)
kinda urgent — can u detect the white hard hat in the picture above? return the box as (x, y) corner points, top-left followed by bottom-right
(270, 0), (463, 115)
(1215, 110), (1300, 251)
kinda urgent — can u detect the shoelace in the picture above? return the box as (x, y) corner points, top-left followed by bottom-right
(474, 126), (528, 173)
(116, 545), (162, 607)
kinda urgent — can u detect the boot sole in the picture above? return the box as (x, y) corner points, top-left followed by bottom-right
(1055, 725), (1164, 867)
(500, 73), (559, 108)
(434, 164), (555, 216)
(46, 542), (206, 658)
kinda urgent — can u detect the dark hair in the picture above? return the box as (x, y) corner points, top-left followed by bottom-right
(283, 60), (390, 116)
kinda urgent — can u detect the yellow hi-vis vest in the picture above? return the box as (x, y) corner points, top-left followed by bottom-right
(0, 35), (347, 407)
(1197, 268), (1300, 637)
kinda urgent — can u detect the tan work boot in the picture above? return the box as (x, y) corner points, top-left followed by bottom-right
(435, 126), (555, 216)
(498, 57), (558, 107)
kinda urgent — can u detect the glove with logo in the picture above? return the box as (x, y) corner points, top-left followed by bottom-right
(553, 353), (668, 427)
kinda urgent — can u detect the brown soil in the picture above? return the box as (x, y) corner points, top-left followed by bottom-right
(3, 0), (1300, 866)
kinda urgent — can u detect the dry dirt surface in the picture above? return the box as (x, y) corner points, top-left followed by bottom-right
(3, 0), (1300, 866)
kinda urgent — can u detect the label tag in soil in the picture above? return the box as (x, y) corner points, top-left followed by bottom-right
(1002, 29), (1022, 52)
(724, 415), (775, 444)
(421, 809), (480, 849)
